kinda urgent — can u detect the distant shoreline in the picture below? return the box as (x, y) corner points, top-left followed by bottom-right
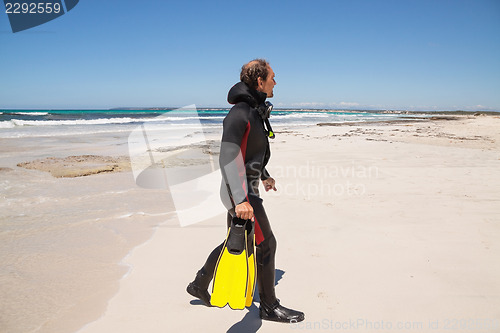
(1, 108), (499, 115)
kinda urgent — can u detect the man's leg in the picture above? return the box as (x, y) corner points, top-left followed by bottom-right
(249, 195), (278, 305)
(249, 194), (305, 323)
(186, 213), (232, 306)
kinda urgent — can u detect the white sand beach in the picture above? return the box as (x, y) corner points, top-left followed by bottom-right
(1, 115), (499, 333)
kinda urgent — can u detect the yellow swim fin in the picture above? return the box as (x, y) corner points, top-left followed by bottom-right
(211, 218), (250, 310)
(245, 233), (256, 307)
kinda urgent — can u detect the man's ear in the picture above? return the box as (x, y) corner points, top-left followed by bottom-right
(257, 77), (263, 89)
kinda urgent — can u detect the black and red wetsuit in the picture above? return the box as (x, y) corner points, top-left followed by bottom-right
(197, 81), (278, 305)
(221, 81), (271, 195)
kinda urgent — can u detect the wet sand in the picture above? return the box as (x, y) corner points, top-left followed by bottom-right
(0, 131), (176, 333)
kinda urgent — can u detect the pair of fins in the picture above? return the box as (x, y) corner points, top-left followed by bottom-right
(211, 217), (256, 309)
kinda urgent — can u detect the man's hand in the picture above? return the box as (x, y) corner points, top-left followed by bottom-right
(235, 202), (253, 220)
(262, 177), (277, 192)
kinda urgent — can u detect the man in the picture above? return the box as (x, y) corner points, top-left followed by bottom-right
(187, 59), (304, 323)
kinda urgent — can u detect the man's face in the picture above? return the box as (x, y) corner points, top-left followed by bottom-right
(257, 66), (276, 98)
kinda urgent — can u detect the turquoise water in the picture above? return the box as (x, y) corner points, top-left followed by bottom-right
(0, 108), (424, 138)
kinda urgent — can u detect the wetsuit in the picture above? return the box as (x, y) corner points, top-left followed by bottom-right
(196, 81), (278, 305)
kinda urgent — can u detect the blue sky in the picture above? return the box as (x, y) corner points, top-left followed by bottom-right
(1, 0), (499, 111)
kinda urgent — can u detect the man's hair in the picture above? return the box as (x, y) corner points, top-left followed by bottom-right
(240, 59), (270, 90)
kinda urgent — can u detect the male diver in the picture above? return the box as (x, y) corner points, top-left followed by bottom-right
(187, 59), (305, 323)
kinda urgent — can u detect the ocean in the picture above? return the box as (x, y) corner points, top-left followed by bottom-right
(0, 108), (425, 139)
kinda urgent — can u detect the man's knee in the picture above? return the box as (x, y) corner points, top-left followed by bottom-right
(256, 234), (277, 264)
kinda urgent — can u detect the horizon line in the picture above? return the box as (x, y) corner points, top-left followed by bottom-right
(1, 107), (499, 114)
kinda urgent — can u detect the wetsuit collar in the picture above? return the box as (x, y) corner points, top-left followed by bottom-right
(227, 82), (267, 108)
(250, 87), (268, 107)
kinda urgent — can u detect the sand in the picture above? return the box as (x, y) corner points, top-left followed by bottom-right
(1, 115), (499, 333)
(17, 155), (131, 178)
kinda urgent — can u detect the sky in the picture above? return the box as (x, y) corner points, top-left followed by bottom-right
(1, 0), (499, 111)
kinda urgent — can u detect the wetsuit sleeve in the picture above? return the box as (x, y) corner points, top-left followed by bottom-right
(219, 104), (250, 205)
(261, 167), (271, 180)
